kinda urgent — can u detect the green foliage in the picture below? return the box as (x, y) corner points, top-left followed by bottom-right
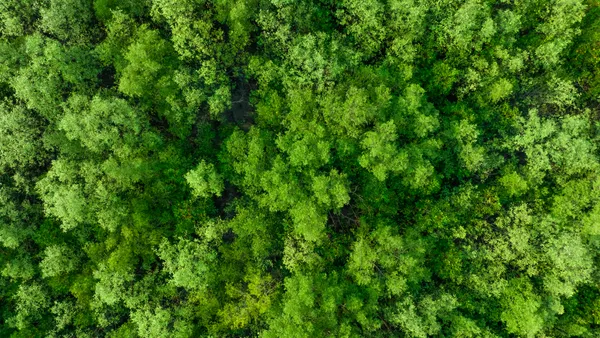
(60, 95), (150, 155)
(185, 161), (224, 198)
(1, 1), (600, 337)
(312, 170), (350, 209)
(499, 170), (528, 197)
(11, 283), (50, 330)
(0, 0), (39, 37)
(40, 244), (79, 278)
(158, 236), (216, 291)
(500, 278), (544, 337)
(39, 0), (95, 43)
(118, 27), (178, 101)
(359, 120), (408, 181)
(2, 252), (35, 280)
(0, 101), (44, 172)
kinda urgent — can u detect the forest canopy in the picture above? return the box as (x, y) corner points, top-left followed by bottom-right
(1, 0), (600, 337)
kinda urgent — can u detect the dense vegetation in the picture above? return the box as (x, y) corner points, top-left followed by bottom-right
(1, 0), (600, 336)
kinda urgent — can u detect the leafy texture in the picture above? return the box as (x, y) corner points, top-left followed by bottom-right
(1, 0), (600, 337)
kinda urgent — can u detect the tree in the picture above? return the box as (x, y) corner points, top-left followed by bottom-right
(39, 0), (95, 43)
(2, 0), (600, 336)
(359, 120), (408, 181)
(10, 283), (50, 330)
(185, 161), (224, 198)
(39, 244), (79, 278)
